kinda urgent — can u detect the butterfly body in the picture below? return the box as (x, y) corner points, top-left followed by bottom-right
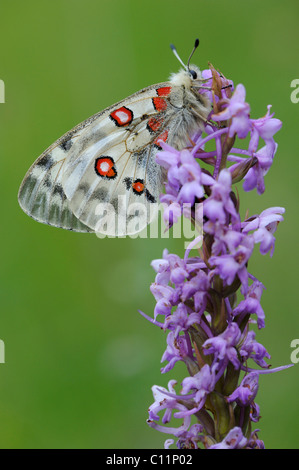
(18, 63), (210, 236)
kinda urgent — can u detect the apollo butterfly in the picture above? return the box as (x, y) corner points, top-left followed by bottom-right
(18, 39), (211, 236)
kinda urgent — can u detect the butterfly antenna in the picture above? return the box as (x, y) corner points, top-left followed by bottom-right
(187, 38), (200, 70)
(170, 43), (188, 70)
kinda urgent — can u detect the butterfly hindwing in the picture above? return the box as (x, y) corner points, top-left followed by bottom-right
(61, 85), (172, 235)
(63, 141), (164, 236)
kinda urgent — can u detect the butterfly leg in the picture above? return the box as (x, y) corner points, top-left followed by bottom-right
(190, 107), (209, 124)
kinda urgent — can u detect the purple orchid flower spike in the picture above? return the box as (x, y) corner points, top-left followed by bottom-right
(227, 372), (259, 406)
(242, 207), (285, 256)
(208, 427), (248, 449)
(140, 63), (291, 449)
(212, 83), (251, 139)
(204, 169), (239, 224)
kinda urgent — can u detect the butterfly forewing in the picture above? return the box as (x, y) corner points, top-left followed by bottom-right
(18, 82), (172, 235)
(18, 135), (92, 232)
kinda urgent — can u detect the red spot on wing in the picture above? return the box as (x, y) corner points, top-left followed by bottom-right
(110, 106), (133, 127)
(95, 157), (117, 179)
(147, 116), (163, 133)
(157, 86), (172, 97)
(132, 180), (144, 194)
(154, 130), (168, 148)
(152, 97), (167, 112)
(132, 179), (145, 195)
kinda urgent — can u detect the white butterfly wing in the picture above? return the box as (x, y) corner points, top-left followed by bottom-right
(18, 135), (92, 232)
(61, 89), (168, 235)
(18, 82), (171, 235)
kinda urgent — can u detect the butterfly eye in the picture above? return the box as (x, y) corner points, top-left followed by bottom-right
(189, 70), (197, 80)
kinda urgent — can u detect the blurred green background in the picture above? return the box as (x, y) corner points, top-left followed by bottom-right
(0, 0), (298, 449)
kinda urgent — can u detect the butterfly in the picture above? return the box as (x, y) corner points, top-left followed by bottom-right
(18, 39), (211, 237)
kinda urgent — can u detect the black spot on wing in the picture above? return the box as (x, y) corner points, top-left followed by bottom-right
(77, 183), (89, 194)
(60, 139), (73, 152)
(145, 189), (156, 203)
(123, 177), (132, 190)
(44, 176), (52, 188)
(52, 184), (65, 198)
(90, 188), (109, 202)
(36, 154), (54, 170)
